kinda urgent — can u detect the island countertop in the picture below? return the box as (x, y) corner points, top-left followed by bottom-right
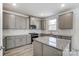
(34, 36), (70, 51)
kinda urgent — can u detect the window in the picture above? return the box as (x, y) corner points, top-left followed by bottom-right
(48, 19), (57, 30)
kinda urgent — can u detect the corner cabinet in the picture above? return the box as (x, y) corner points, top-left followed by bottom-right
(58, 12), (73, 29)
(30, 17), (41, 30)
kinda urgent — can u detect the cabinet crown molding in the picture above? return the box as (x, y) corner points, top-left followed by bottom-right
(3, 10), (29, 17)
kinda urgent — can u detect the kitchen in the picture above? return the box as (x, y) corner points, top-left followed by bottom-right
(2, 3), (79, 56)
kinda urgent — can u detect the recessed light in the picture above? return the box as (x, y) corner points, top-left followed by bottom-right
(12, 3), (16, 6)
(61, 4), (65, 7)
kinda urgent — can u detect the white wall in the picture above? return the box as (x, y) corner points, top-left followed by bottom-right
(0, 3), (3, 56)
(72, 8), (79, 50)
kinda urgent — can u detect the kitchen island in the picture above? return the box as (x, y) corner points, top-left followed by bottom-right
(33, 36), (70, 56)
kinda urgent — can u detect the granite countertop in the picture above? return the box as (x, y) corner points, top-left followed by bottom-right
(34, 36), (70, 51)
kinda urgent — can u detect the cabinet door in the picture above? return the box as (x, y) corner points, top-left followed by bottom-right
(59, 12), (73, 29)
(15, 16), (27, 29)
(43, 45), (62, 56)
(6, 37), (15, 49)
(20, 35), (27, 45)
(26, 35), (31, 44)
(26, 18), (29, 29)
(41, 20), (46, 30)
(33, 41), (43, 56)
(15, 35), (27, 47)
(15, 36), (22, 47)
(3, 12), (15, 29)
(30, 17), (41, 30)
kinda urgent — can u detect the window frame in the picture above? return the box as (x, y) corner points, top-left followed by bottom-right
(48, 18), (57, 31)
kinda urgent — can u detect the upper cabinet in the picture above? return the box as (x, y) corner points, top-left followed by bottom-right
(3, 12), (16, 29)
(15, 15), (29, 29)
(3, 12), (29, 29)
(41, 20), (46, 30)
(58, 12), (73, 29)
(30, 17), (41, 30)
(3, 12), (46, 30)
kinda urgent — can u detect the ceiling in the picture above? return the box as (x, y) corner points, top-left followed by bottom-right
(3, 3), (79, 18)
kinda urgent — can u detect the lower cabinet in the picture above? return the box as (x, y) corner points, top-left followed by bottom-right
(33, 41), (63, 56)
(33, 41), (42, 56)
(5, 35), (31, 50)
(15, 35), (27, 47)
(43, 45), (62, 56)
(6, 37), (16, 49)
(20, 36), (27, 45)
(26, 35), (31, 44)
(15, 36), (22, 47)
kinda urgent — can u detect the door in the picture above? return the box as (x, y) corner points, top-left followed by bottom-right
(0, 3), (3, 56)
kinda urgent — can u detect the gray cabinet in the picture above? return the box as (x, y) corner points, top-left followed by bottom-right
(6, 37), (15, 49)
(15, 16), (27, 29)
(5, 35), (31, 50)
(15, 36), (22, 47)
(20, 35), (27, 45)
(33, 41), (63, 56)
(58, 12), (73, 29)
(30, 17), (41, 30)
(41, 20), (46, 30)
(15, 35), (27, 47)
(3, 12), (29, 29)
(3, 12), (15, 29)
(33, 41), (42, 56)
(43, 45), (62, 56)
(26, 35), (31, 44)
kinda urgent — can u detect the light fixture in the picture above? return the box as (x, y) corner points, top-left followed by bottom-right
(12, 3), (16, 6)
(61, 4), (65, 7)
